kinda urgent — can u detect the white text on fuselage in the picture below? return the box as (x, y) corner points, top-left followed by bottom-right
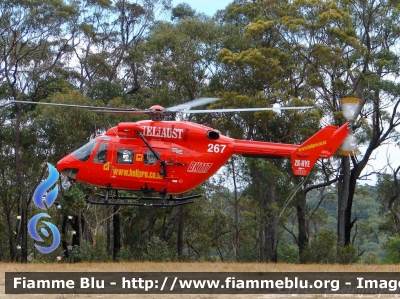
(142, 126), (184, 139)
(294, 160), (311, 168)
(187, 162), (213, 173)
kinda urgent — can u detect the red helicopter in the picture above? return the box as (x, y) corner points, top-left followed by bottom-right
(13, 97), (359, 207)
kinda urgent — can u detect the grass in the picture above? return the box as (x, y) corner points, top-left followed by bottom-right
(1, 261), (400, 272)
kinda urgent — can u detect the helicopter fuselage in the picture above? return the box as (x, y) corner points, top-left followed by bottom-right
(57, 120), (237, 194)
(56, 119), (350, 195)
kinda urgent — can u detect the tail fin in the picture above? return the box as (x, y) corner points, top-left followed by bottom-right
(291, 122), (350, 176)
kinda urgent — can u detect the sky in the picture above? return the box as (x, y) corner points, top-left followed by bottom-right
(172, 0), (233, 17)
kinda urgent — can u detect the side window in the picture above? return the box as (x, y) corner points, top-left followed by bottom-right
(117, 149), (134, 164)
(93, 142), (108, 164)
(144, 151), (160, 165)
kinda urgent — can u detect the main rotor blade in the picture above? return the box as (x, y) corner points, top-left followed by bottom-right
(167, 97), (220, 112)
(90, 109), (149, 114)
(11, 100), (115, 111)
(177, 106), (314, 114)
(10, 99), (313, 115)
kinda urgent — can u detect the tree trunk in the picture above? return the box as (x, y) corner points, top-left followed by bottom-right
(113, 206), (121, 260)
(4, 200), (16, 261)
(106, 207), (111, 255)
(338, 156), (350, 247)
(266, 188), (278, 262)
(14, 107), (27, 263)
(259, 179), (279, 262)
(259, 195), (267, 262)
(61, 215), (69, 258)
(177, 206), (184, 257)
(231, 159), (240, 261)
(70, 215), (81, 246)
(297, 195), (309, 262)
(159, 206), (181, 243)
(78, 211), (82, 246)
(345, 172), (358, 245)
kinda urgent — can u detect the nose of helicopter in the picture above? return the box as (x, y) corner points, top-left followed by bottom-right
(56, 155), (79, 179)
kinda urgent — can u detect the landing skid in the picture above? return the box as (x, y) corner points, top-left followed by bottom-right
(85, 200), (195, 207)
(85, 191), (201, 207)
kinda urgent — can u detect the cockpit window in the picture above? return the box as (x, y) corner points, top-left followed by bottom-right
(71, 139), (98, 162)
(93, 142), (108, 164)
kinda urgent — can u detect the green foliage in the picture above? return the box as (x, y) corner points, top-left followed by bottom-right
(377, 173), (400, 235)
(383, 237), (400, 264)
(301, 229), (359, 264)
(142, 237), (172, 262)
(143, 15), (221, 104)
(91, 234), (109, 262)
(67, 245), (84, 263)
(66, 236), (109, 263)
(62, 186), (87, 212)
(337, 244), (359, 264)
(30, 248), (60, 263)
(171, 3), (196, 20)
(361, 252), (381, 265)
(33, 90), (101, 160)
(238, 245), (258, 262)
(115, 247), (134, 262)
(302, 230), (337, 264)
(87, 80), (127, 105)
(277, 242), (299, 263)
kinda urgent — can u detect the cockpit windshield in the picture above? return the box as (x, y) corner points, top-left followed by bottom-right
(71, 139), (98, 162)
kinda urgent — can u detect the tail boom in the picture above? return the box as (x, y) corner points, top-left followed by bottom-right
(232, 122), (351, 176)
(232, 139), (298, 158)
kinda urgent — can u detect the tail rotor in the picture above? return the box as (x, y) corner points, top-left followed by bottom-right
(338, 97), (363, 156)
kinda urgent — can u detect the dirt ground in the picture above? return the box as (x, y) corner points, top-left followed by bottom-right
(1, 262), (400, 299)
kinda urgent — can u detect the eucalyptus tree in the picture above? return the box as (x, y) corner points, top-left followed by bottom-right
(377, 169), (400, 237)
(142, 13), (222, 108)
(205, 156), (256, 261)
(0, 0), (78, 262)
(272, 0), (361, 259)
(212, 0), (324, 262)
(280, 0), (400, 250)
(42, 0), (171, 260)
(65, 0), (171, 105)
(338, 0), (400, 248)
(131, 12), (223, 258)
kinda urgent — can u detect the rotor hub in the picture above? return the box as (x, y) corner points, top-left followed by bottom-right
(149, 105), (164, 121)
(149, 105), (165, 111)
